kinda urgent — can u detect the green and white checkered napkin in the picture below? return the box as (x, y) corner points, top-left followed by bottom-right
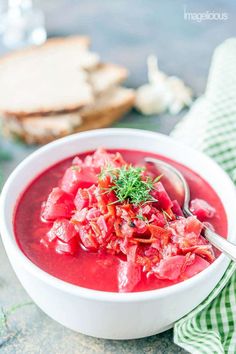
(171, 38), (236, 354)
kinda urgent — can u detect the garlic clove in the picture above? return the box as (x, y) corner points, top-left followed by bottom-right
(135, 83), (171, 115)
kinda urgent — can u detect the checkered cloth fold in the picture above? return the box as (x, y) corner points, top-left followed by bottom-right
(171, 38), (236, 354)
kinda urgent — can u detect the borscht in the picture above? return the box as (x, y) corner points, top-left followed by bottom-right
(14, 149), (227, 292)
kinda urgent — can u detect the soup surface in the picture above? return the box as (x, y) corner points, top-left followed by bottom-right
(14, 149), (227, 292)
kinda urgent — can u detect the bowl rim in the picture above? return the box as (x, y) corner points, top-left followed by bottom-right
(0, 128), (235, 302)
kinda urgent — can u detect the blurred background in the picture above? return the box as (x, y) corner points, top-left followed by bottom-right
(1, 0), (236, 181)
(0, 1), (236, 353)
(0, 0), (234, 93)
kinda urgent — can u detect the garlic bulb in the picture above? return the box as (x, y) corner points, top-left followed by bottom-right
(135, 84), (171, 115)
(135, 55), (193, 115)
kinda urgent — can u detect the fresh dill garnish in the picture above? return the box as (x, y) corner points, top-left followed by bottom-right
(99, 165), (161, 205)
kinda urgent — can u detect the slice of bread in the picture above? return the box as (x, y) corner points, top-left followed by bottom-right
(89, 64), (128, 94)
(80, 86), (133, 120)
(2, 87), (135, 144)
(2, 61), (129, 119)
(0, 36), (98, 117)
(10, 63), (128, 119)
(0, 35), (122, 118)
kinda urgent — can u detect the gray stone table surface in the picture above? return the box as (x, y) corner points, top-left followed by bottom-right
(1, 1), (236, 353)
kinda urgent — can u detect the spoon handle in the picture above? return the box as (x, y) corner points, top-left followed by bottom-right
(204, 227), (236, 262)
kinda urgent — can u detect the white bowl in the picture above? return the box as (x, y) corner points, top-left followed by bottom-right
(1, 128), (236, 340)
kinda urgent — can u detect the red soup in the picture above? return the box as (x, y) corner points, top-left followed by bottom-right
(14, 149), (227, 292)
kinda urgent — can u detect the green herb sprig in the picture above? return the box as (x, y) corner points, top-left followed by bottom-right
(99, 164), (161, 205)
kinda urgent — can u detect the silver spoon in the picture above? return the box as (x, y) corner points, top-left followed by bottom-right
(145, 156), (236, 262)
